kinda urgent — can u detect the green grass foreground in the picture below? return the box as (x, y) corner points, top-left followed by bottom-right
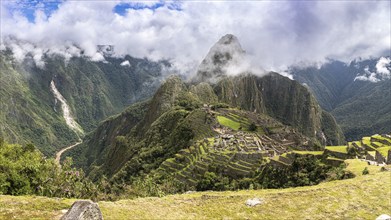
(1, 160), (390, 220)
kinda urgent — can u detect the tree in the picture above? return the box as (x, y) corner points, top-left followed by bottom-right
(248, 122), (257, 131)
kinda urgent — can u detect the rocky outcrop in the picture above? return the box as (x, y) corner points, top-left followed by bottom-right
(61, 200), (103, 220)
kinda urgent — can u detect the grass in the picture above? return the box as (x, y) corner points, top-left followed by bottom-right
(216, 116), (241, 130)
(325, 146), (348, 154)
(371, 134), (391, 142)
(1, 170), (390, 219)
(292, 151), (324, 155)
(377, 146), (391, 158)
(345, 159), (386, 176)
(326, 156), (344, 161)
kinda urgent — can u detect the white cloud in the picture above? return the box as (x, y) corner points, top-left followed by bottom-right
(1, 1), (390, 76)
(120, 60), (131, 67)
(376, 57), (391, 76)
(354, 58), (391, 83)
(279, 71), (294, 80)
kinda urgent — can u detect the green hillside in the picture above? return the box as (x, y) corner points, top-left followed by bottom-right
(291, 58), (391, 141)
(0, 51), (164, 155)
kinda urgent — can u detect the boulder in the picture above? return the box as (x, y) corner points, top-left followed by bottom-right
(245, 198), (263, 207)
(61, 200), (103, 220)
(376, 214), (391, 220)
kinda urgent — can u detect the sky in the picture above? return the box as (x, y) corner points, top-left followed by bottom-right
(1, 0), (390, 76)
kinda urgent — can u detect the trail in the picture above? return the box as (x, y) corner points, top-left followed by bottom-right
(55, 141), (82, 163)
(50, 80), (84, 164)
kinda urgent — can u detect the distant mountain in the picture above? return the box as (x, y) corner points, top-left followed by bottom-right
(0, 49), (165, 155)
(66, 35), (344, 187)
(291, 58), (391, 141)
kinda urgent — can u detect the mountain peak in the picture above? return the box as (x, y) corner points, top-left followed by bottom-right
(193, 34), (246, 83)
(216, 34), (241, 46)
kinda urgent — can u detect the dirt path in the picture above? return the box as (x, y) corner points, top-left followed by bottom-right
(55, 140), (82, 164)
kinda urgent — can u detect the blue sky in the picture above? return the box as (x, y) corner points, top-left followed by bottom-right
(5, 0), (64, 22)
(5, 0), (182, 22)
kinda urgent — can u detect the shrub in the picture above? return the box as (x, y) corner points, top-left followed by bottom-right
(248, 122), (257, 131)
(362, 167), (369, 175)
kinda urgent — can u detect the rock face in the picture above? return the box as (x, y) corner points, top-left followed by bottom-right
(213, 73), (345, 145)
(61, 200), (103, 220)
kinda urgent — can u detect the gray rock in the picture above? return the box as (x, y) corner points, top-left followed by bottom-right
(245, 198), (263, 207)
(61, 200), (103, 220)
(376, 214), (391, 220)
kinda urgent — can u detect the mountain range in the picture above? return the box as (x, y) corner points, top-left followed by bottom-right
(0, 50), (165, 155)
(62, 35), (344, 188)
(291, 58), (391, 141)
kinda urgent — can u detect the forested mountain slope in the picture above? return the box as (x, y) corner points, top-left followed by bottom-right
(0, 50), (165, 155)
(291, 58), (391, 141)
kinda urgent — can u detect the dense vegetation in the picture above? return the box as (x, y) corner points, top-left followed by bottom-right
(0, 134), (384, 203)
(0, 139), (96, 199)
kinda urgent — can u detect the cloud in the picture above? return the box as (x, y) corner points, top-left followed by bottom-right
(376, 57), (391, 76)
(354, 57), (391, 82)
(120, 60), (131, 67)
(1, 1), (390, 76)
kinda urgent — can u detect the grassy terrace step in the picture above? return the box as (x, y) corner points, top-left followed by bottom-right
(325, 146), (348, 154)
(371, 142), (385, 148)
(362, 144), (377, 151)
(163, 160), (186, 170)
(270, 157), (290, 168)
(216, 115), (241, 130)
(226, 165), (251, 176)
(235, 159), (255, 168)
(175, 172), (197, 185)
(326, 156), (344, 161)
(159, 163), (178, 173)
(278, 155), (293, 164)
(228, 162), (253, 172)
(194, 161), (208, 170)
(292, 150), (323, 155)
(371, 134), (391, 144)
(367, 151), (376, 157)
(351, 141), (363, 149)
(377, 146), (391, 158)
(201, 156), (214, 164)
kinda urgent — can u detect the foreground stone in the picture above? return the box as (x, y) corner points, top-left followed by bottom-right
(376, 214), (391, 220)
(61, 200), (103, 220)
(245, 198), (263, 207)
